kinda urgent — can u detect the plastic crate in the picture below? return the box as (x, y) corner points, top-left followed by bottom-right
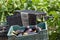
(7, 22), (49, 40)
(0, 22), (9, 40)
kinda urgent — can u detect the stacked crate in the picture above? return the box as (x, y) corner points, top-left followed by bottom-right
(7, 10), (49, 40)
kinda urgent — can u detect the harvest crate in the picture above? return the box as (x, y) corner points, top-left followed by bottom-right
(7, 10), (49, 40)
(0, 22), (9, 40)
(7, 22), (48, 40)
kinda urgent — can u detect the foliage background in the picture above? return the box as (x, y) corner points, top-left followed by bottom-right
(0, 0), (60, 40)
